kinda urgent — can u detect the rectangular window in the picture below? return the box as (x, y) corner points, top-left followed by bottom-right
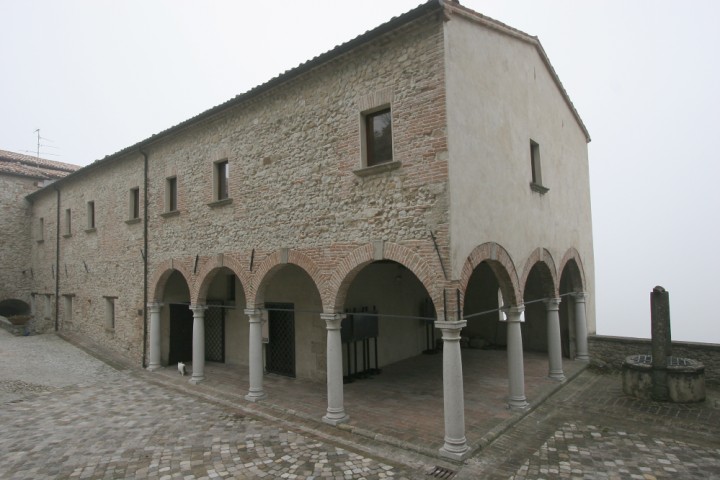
(64, 208), (72, 236)
(63, 295), (73, 325)
(365, 108), (393, 167)
(166, 177), (178, 212)
(87, 201), (95, 229)
(38, 217), (44, 242)
(215, 160), (229, 200)
(105, 297), (115, 330)
(129, 187), (140, 220)
(530, 140), (542, 185)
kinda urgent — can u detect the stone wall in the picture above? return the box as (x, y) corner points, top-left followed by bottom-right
(0, 174), (36, 307)
(589, 335), (720, 386)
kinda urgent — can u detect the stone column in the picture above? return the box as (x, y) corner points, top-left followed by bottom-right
(544, 298), (565, 381)
(573, 292), (590, 362)
(245, 308), (266, 402)
(147, 302), (163, 372)
(322, 313), (349, 425)
(650, 286), (671, 401)
(505, 306), (529, 410)
(436, 320), (470, 460)
(189, 304), (207, 384)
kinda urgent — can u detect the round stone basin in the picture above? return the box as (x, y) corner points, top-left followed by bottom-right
(622, 354), (705, 403)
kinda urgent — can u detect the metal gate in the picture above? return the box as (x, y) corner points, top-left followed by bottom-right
(266, 302), (295, 377)
(205, 304), (225, 362)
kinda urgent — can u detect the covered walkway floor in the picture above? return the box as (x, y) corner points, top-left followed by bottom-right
(150, 349), (586, 456)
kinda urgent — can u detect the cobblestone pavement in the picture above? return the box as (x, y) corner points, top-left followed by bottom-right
(459, 372), (720, 479)
(0, 330), (418, 479)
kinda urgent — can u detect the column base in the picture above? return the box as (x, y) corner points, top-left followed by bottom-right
(508, 397), (530, 411)
(146, 364), (162, 372)
(189, 376), (205, 385)
(322, 411), (350, 426)
(548, 371), (566, 382)
(439, 437), (470, 461)
(576, 354), (590, 363)
(244, 391), (266, 402)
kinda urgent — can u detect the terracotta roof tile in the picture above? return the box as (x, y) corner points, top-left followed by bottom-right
(0, 149), (80, 180)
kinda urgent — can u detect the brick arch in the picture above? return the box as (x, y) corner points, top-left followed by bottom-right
(459, 242), (521, 306)
(519, 248), (559, 298)
(193, 254), (251, 305)
(327, 242), (444, 316)
(149, 258), (193, 303)
(249, 249), (324, 307)
(558, 247), (586, 292)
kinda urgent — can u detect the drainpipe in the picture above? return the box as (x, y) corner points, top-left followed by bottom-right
(54, 184), (61, 331)
(140, 148), (149, 368)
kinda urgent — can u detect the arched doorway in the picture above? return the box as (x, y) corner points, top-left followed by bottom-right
(521, 263), (556, 353)
(559, 258), (584, 359)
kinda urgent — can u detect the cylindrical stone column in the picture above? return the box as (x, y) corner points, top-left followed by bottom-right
(651, 286), (671, 401)
(147, 302), (163, 371)
(189, 304), (207, 384)
(245, 308), (266, 401)
(544, 298), (565, 381)
(436, 320), (470, 461)
(573, 292), (590, 362)
(322, 313), (349, 425)
(506, 306), (529, 410)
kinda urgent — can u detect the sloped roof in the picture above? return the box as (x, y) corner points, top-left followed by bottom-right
(0, 149), (80, 180)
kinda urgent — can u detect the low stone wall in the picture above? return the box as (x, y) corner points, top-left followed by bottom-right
(589, 335), (720, 386)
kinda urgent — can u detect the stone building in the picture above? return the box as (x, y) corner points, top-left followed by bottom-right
(8, 1), (594, 459)
(0, 149), (79, 329)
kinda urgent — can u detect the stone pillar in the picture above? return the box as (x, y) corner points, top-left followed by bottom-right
(322, 313), (349, 425)
(573, 293), (590, 362)
(245, 308), (266, 402)
(147, 302), (163, 372)
(505, 306), (529, 410)
(651, 286), (671, 401)
(436, 320), (470, 460)
(544, 298), (565, 381)
(189, 304), (207, 385)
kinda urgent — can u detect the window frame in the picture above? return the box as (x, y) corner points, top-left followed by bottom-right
(529, 139), (549, 194)
(87, 201), (95, 230)
(63, 208), (72, 237)
(214, 160), (230, 201)
(363, 107), (393, 168)
(129, 187), (140, 220)
(166, 176), (178, 212)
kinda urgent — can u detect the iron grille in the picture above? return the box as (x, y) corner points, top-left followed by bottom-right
(205, 304), (225, 362)
(266, 302), (295, 377)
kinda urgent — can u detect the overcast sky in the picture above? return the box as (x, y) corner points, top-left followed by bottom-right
(2, 1), (718, 343)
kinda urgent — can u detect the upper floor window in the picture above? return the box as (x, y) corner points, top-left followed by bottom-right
(129, 187), (140, 220)
(214, 160), (229, 201)
(529, 140), (549, 194)
(37, 217), (44, 242)
(166, 177), (178, 212)
(364, 108), (393, 167)
(64, 208), (72, 236)
(87, 201), (95, 229)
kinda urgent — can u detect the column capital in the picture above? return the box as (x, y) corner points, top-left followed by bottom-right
(244, 308), (262, 321)
(572, 291), (589, 303)
(543, 297), (561, 311)
(503, 305), (525, 323)
(321, 313), (346, 330)
(434, 320), (467, 331)
(190, 304), (207, 313)
(147, 302), (163, 312)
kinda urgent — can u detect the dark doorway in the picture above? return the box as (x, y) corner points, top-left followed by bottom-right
(266, 302), (295, 377)
(205, 304), (225, 363)
(168, 304), (193, 365)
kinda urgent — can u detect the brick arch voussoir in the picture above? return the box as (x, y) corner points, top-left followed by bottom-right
(193, 254), (252, 306)
(149, 258), (193, 303)
(327, 243), (444, 316)
(519, 248), (559, 298)
(460, 242), (521, 306)
(558, 247), (587, 292)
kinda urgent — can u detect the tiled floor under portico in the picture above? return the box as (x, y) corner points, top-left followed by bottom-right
(152, 349), (586, 456)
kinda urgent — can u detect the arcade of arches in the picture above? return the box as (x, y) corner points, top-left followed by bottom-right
(145, 244), (590, 460)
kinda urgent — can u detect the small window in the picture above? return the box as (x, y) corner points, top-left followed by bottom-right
(129, 188), (140, 220)
(365, 108), (393, 167)
(64, 208), (72, 236)
(214, 160), (229, 201)
(63, 295), (73, 325)
(37, 217), (44, 242)
(87, 201), (95, 229)
(529, 140), (549, 194)
(166, 177), (178, 212)
(105, 297), (115, 330)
